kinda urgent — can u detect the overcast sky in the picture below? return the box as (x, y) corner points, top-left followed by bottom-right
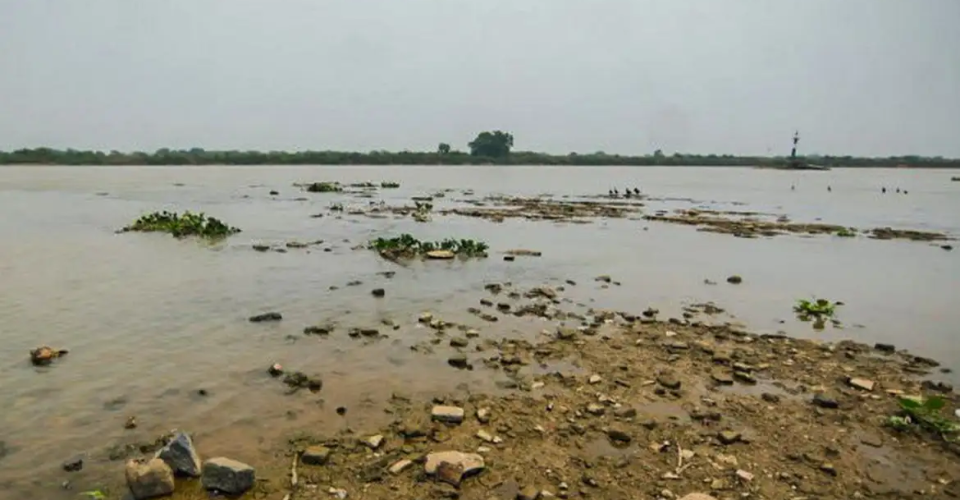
(1, 0), (958, 156)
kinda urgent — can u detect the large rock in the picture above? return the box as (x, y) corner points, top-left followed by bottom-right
(125, 458), (175, 499)
(432, 405), (465, 424)
(30, 346), (68, 366)
(201, 457), (255, 494)
(424, 451), (485, 486)
(156, 431), (201, 477)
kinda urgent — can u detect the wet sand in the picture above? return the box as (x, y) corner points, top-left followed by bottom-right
(0, 166), (958, 499)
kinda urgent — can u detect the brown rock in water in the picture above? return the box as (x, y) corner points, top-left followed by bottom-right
(30, 346), (68, 366)
(125, 458), (175, 500)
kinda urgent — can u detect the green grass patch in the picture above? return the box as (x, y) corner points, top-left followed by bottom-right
(885, 396), (959, 441)
(369, 234), (488, 261)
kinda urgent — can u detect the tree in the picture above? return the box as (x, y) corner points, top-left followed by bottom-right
(438, 143), (451, 155)
(468, 131), (514, 157)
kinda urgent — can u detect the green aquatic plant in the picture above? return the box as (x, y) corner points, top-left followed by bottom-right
(80, 490), (108, 500)
(794, 298), (839, 318)
(381, 181), (401, 188)
(305, 182), (343, 193)
(369, 234), (488, 261)
(835, 227), (857, 237)
(887, 396), (959, 440)
(121, 211), (240, 239)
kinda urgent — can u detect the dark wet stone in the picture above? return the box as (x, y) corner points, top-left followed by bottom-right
(157, 431), (201, 477)
(733, 371), (757, 385)
(62, 456), (83, 472)
(874, 343), (896, 353)
(449, 337), (469, 348)
(269, 190), (279, 195)
(201, 457), (255, 494)
(197, 389), (208, 397)
(336, 406), (347, 415)
(303, 325), (332, 335)
(268, 363), (283, 377)
(249, 312), (282, 323)
(252, 244), (270, 252)
(371, 288), (386, 298)
(711, 372), (734, 385)
(606, 428), (632, 445)
(922, 380), (954, 393)
(503, 255), (515, 262)
(726, 275), (743, 284)
(283, 372), (323, 392)
(448, 355), (471, 369)
(761, 393), (781, 404)
(812, 393), (839, 409)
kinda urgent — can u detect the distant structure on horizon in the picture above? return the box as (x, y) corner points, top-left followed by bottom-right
(785, 130), (829, 171)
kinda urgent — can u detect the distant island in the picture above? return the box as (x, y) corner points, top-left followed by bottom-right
(2, 130), (958, 168)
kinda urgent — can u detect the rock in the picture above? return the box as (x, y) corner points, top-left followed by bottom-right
(848, 377), (875, 391)
(426, 250), (456, 260)
(252, 244), (270, 252)
(30, 346), (69, 366)
(450, 337), (469, 348)
(476, 408), (491, 424)
(302, 446), (331, 465)
(657, 372), (681, 390)
(267, 363), (283, 377)
(389, 459), (413, 475)
(125, 416), (137, 429)
(371, 288), (385, 298)
(363, 435), (384, 450)
(586, 404), (605, 416)
(303, 325), (332, 335)
(614, 407), (637, 418)
(419, 312), (434, 323)
(679, 494), (718, 500)
(424, 451), (484, 486)
(124, 459), (175, 499)
(874, 343), (896, 353)
(736, 469), (754, 482)
(156, 431), (201, 477)
(432, 405), (465, 424)
(606, 428), (632, 445)
(812, 393), (839, 409)
(476, 430), (501, 444)
(504, 255), (516, 261)
(588, 374), (603, 385)
(595, 275), (612, 283)
(201, 457), (255, 494)
(556, 327), (578, 341)
(859, 432), (884, 448)
(819, 463), (838, 476)
(726, 275), (743, 284)
(518, 485), (541, 500)
(448, 355), (470, 369)
(733, 371), (757, 384)
(711, 372), (734, 385)
(761, 393), (781, 404)
(283, 372), (323, 392)
(62, 456), (83, 472)
(249, 312), (282, 323)
(526, 286), (557, 299)
(484, 283), (503, 294)
(922, 380), (954, 393)
(717, 430), (741, 445)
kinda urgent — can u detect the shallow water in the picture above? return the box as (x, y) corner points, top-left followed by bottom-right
(0, 165), (958, 497)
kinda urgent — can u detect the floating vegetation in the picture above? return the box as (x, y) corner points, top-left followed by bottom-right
(305, 182), (343, 193)
(120, 211), (240, 239)
(794, 298), (840, 317)
(886, 396), (959, 441)
(369, 234), (489, 261)
(80, 490), (108, 500)
(835, 227), (857, 238)
(413, 201), (433, 222)
(381, 181), (401, 188)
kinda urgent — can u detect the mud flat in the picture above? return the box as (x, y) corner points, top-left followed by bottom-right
(84, 281), (959, 500)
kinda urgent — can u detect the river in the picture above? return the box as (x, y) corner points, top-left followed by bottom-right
(0, 165), (958, 497)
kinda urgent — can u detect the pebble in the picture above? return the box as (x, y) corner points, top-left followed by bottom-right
(518, 485), (541, 500)
(268, 363), (283, 377)
(726, 275), (743, 284)
(761, 393), (781, 404)
(813, 393), (840, 409)
(588, 374), (603, 385)
(586, 404), (605, 416)
(449, 337), (469, 348)
(848, 377), (875, 391)
(733, 371), (757, 384)
(424, 451), (485, 486)
(657, 373), (681, 390)
(717, 430), (742, 445)
(418, 312), (434, 323)
(363, 435), (384, 450)
(476, 408), (491, 424)
(432, 405), (466, 424)
(371, 288), (385, 298)
(448, 355), (470, 369)
(736, 469), (754, 482)
(249, 312), (282, 323)
(711, 372), (734, 385)
(476, 430), (502, 444)
(606, 428), (632, 444)
(389, 459), (413, 475)
(301, 446), (331, 465)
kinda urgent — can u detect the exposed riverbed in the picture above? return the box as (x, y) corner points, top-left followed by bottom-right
(1, 165), (958, 499)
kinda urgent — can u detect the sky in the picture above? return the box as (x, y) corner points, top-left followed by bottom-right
(1, 0), (958, 157)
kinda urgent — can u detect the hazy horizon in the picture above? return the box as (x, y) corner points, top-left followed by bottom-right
(1, 0), (958, 157)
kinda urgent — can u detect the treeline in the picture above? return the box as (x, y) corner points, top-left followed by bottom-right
(1, 147), (959, 168)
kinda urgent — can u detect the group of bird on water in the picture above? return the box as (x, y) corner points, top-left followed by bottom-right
(791, 185), (908, 194)
(608, 187), (641, 198)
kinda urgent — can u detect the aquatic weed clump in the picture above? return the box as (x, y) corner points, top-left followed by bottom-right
(380, 181), (401, 188)
(122, 211), (240, 239)
(305, 182), (343, 193)
(369, 234), (489, 261)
